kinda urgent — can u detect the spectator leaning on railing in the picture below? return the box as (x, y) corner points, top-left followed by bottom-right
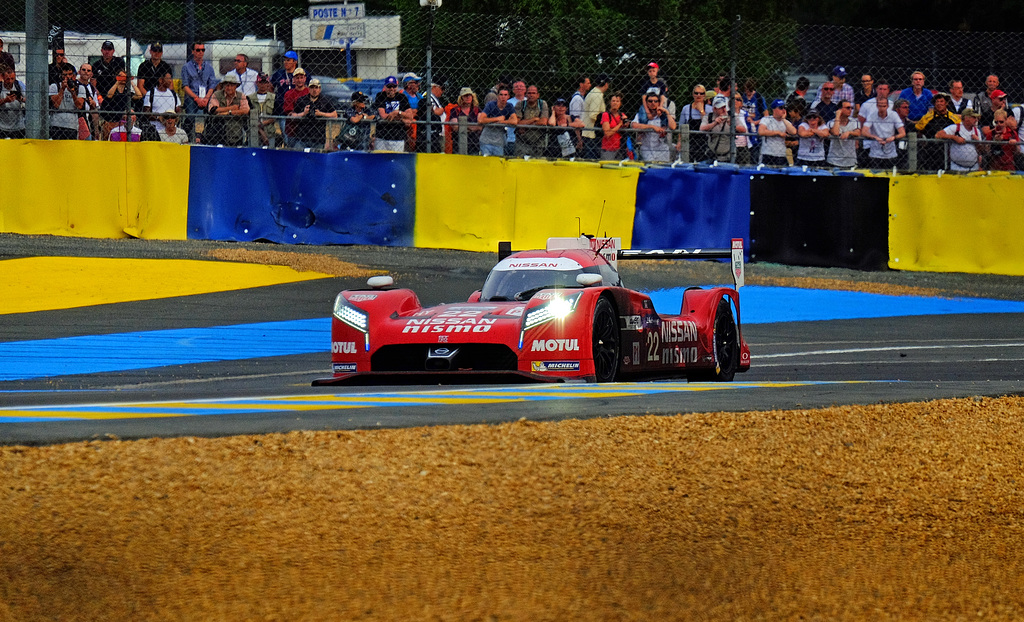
(915, 92), (960, 170)
(796, 108), (828, 167)
(547, 97), (583, 159)
(757, 98), (796, 166)
(936, 108), (984, 172)
(478, 85), (517, 157)
(632, 88), (676, 163)
(513, 84), (549, 157)
(448, 87), (482, 155)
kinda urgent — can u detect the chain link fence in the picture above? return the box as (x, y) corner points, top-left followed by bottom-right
(2, 1), (1022, 171)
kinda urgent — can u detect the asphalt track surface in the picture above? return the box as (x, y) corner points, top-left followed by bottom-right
(2, 234), (1023, 445)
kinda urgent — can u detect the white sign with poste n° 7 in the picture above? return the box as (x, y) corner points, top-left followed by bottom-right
(309, 3), (365, 21)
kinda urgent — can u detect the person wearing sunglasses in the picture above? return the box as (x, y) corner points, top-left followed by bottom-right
(182, 42), (217, 140)
(632, 88), (676, 163)
(983, 109), (1016, 171)
(678, 84), (711, 162)
(809, 82), (838, 124)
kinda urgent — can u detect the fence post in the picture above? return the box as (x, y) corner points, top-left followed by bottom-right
(907, 132), (917, 171)
(249, 107), (259, 148)
(458, 116), (468, 155)
(729, 14), (741, 164)
(678, 125), (689, 163)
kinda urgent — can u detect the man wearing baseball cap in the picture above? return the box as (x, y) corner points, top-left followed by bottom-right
(815, 65), (853, 104)
(137, 42), (171, 93)
(93, 40), (125, 98)
(373, 75), (412, 152)
(701, 95), (745, 162)
(290, 77), (337, 151)
(757, 98), (796, 166)
(282, 67), (309, 147)
(271, 50), (300, 126)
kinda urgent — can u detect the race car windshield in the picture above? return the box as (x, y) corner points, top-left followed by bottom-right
(481, 267), (600, 301)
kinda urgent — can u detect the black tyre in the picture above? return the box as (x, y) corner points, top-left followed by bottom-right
(710, 297), (740, 381)
(591, 297), (619, 382)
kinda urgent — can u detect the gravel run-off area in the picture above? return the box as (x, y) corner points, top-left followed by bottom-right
(3, 396), (1024, 620)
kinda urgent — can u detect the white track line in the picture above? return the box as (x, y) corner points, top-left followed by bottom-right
(756, 343), (1024, 360)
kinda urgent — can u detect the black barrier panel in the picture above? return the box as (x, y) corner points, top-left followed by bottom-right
(749, 175), (890, 271)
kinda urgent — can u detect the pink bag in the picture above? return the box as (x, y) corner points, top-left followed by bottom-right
(78, 117), (91, 140)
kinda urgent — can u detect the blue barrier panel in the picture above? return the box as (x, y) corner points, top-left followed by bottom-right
(631, 166), (752, 251)
(187, 147), (416, 246)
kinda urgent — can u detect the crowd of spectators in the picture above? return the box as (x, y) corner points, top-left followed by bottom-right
(3, 41), (1023, 172)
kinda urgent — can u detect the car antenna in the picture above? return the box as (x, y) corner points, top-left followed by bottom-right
(595, 200), (606, 238)
(576, 217), (582, 237)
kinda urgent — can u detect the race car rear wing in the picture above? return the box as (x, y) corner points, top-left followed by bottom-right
(618, 238), (745, 289)
(498, 237), (745, 289)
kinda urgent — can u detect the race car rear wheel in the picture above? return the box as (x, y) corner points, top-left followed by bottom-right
(592, 297), (619, 383)
(710, 297), (739, 382)
(691, 297), (739, 382)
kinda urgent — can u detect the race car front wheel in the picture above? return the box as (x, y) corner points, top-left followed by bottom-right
(592, 297), (619, 382)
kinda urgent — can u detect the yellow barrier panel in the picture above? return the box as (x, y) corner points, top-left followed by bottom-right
(414, 155), (639, 252)
(0, 140), (189, 240)
(506, 159), (639, 250)
(413, 154), (515, 252)
(888, 173), (1024, 276)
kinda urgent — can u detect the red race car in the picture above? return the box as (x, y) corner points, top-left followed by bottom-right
(313, 236), (750, 385)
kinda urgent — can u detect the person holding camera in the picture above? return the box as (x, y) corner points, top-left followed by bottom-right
(48, 66), (83, 140)
(632, 87), (677, 162)
(701, 94), (747, 162)
(100, 70), (143, 140)
(599, 91), (630, 160)
(0, 64), (27, 139)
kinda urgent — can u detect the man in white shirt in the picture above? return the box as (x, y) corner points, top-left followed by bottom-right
(757, 98), (796, 166)
(228, 53), (259, 96)
(77, 63), (101, 139)
(142, 69), (181, 134)
(861, 96), (905, 169)
(569, 75), (590, 150)
(857, 80), (890, 123)
(936, 108), (983, 172)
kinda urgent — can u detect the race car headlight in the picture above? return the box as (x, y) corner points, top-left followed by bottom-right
(333, 294), (369, 332)
(520, 292), (583, 347)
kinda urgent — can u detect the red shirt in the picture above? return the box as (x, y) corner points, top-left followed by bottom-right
(283, 87), (309, 136)
(600, 111), (627, 152)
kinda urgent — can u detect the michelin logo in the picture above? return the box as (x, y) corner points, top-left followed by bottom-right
(532, 361), (581, 372)
(333, 363), (358, 373)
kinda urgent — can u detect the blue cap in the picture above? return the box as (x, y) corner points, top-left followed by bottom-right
(284, 50), (298, 60)
(833, 65), (847, 78)
(384, 76), (398, 86)
(770, 98), (785, 109)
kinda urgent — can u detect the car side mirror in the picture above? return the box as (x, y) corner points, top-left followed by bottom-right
(367, 275), (394, 289)
(576, 274), (602, 287)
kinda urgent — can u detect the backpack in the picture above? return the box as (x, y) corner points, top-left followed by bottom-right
(144, 88), (180, 113)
